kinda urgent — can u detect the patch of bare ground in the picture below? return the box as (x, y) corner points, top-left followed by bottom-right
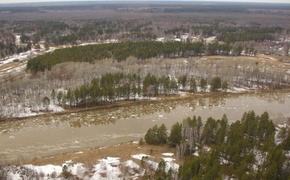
(22, 142), (176, 167)
(0, 61), (27, 83)
(202, 54), (289, 67)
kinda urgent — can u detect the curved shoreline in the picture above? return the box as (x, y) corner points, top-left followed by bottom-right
(1, 88), (290, 123)
(0, 88), (290, 165)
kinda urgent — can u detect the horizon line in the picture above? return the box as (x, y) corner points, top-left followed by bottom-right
(1, 0), (290, 5)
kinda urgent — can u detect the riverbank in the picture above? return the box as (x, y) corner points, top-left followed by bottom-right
(1, 141), (179, 179)
(1, 89), (290, 165)
(17, 141), (176, 166)
(2, 50), (290, 119)
(2, 88), (289, 122)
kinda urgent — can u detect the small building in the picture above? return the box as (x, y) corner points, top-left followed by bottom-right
(14, 34), (21, 46)
(191, 36), (202, 43)
(180, 33), (190, 42)
(174, 37), (181, 42)
(156, 37), (165, 42)
(204, 36), (217, 44)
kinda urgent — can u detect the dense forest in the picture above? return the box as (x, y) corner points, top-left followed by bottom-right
(144, 111), (290, 179)
(9, 20), (156, 46)
(4, 19), (283, 48)
(215, 27), (281, 43)
(55, 73), (226, 108)
(26, 41), (252, 73)
(27, 41), (204, 72)
(0, 19), (283, 61)
(1, 2), (288, 61)
(168, 25), (280, 43)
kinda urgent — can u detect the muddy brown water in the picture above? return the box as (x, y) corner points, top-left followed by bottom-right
(1, 91), (290, 163)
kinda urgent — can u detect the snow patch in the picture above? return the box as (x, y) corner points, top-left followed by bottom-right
(124, 160), (140, 170)
(24, 164), (62, 176)
(3, 153), (180, 179)
(162, 157), (179, 172)
(92, 157), (122, 180)
(162, 153), (174, 157)
(193, 151), (199, 157)
(131, 153), (151, 160)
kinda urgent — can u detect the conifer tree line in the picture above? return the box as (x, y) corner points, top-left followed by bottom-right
(144, 111), (290, 179)
(53, 73), (228, 107)
(27, 41), (249, 73)
(216, 26), (281, 43)
(184, 25), (281, 43)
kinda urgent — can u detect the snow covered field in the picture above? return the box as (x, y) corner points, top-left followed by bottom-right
(2, 152), (179, 179)
(0, 48), (54, 67)
(0, 103), (64, 118)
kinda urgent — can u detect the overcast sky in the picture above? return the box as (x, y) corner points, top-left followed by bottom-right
(0, 0), (290, 4)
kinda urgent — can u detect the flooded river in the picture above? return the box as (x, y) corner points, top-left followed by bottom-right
(1, 91), (290, 163)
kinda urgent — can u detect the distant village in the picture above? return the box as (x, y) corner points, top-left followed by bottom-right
(156, 33), (290, 60)
(1, 32), (290, 64)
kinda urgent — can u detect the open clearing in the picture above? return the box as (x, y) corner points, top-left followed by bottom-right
(20, 142), (176, 166)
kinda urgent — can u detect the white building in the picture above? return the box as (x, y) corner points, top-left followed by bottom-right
(156, 37), (165, 42)
(15, 34), (21, 46)
(204, 36), (217, 44)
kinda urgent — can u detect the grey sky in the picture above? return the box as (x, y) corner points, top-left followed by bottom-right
(0, 0), (290, 4)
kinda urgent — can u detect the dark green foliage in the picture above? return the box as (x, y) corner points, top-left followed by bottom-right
(179, 157), (201, 180)
(60, 73), (183, 107)
(215, 115), (228, 144)
(159, 75), (174, 95)
(169, 122), (182, 146)
(183, 116), (203, 145)
(241, 111), (258, 137)
(179, 151), (222, 180)
(203, 152), (221, 180)
(258, 112), (275, 144)
(61, 74), (225, 108)
(221, 81), (228, 91)
(263, 146), (287, 180)
(206, 42), (232, 56)
(158, 124), (168, 144)
(200, 78), (207, 92)
(143, 74), (159, 97)
(210, 77), (222, 92)
(27, 41), (204, 72)
(201, 117), (218, 145)
(178, 75), (187, 89)
(189, 77), (197, 92)
(217, 26), (279, 43)
(146, 111), (290, 180)
(145, 124), (168, 145)
(26, 40), (247, 73)
(283, 130), (290, 151)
